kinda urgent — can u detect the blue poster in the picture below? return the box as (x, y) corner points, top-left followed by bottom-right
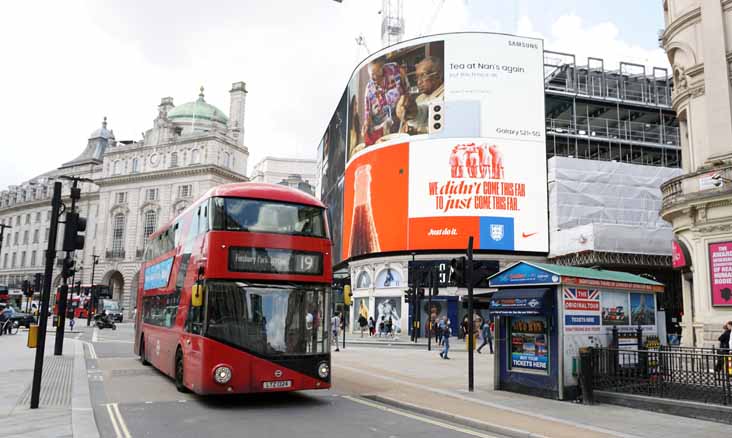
(144, 257), (174, 290)
(489, 262), (560, 287)
(565, 315), (600, 326)
(479, 217), (514, 251)
(509, 316), (549, 373)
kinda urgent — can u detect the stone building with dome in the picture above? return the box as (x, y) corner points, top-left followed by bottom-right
(0, 82), (249, 315)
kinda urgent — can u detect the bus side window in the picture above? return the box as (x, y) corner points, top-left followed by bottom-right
(199, 205), (209, 235)
(188, 206), (200, 241)
(173, 222), (181, 247)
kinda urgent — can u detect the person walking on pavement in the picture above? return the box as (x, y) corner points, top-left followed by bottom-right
(440, 316), (451, 359)
(331, 312), (341, 352)
(460, 316), (469, 340)
(715, 321), (731, 372)
(358, 314), (367, 338)
(436, 317), (445, 345)
(477, 318), (493, 354)
(368, 316), (375, 336)
(378, 316), (385, 338)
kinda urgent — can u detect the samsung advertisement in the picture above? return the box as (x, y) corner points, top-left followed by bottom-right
(317, 32), (548, 263)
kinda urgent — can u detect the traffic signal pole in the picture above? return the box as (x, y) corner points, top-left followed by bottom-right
(427, 267), (434, 352)
(87, 255), (99, 327)
(467, 236), (475, 392)
(31, 182), (62, 409)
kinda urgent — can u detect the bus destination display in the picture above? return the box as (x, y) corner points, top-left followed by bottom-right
(229, 247), (322, 275)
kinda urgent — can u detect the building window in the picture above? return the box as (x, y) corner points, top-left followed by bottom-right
(42, 186), (48, 198)
(31, 189), (36, 199)
(143, 210), (157, 239)
(13, 232), (18, 245)
(191, 149), (200, 164)
(30, 251), (36, 267)
(223, 152), (231, 167)
(2, 253), (6, 269)
(20, 251), (25, 268)
(112, 214), (126, 255)
(11, 253), (16, 268)
(170, 152), (179, 168)
(132, 158), (139, 173)
(25, 214), (30, 224)
(23, 230), (28, 244)
(33, 229), (39, 243)
(46, 210), (51, 221)
(15, 216), (20, 226)
(113, 160), (121, 175)
(178, 184), (192, 198)
(35, 212), (41, 223)
(115, 192), (127, 204)
(146, 188), (159, 201)
(44, 228), (49, 242)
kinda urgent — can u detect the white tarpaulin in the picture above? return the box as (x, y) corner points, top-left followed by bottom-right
(548, 157), (682, 257)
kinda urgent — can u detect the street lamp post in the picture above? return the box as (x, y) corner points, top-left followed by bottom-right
(87, 255), (99, 327)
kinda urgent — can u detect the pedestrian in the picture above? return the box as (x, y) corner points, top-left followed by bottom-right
(379, 316), (385, 338)
(331, 312), (341, 352)
(386, 317), (393, 338)
(436, 317), (445, 345)
(358, 314), (368, 338)
(460, 316), (469, 340)
(368, 316), (375, 336)
(477, 318), (493, 354)
(69, 315), (76, 332)
(440, 317), (451, 359)
(715, 321), (731, 372)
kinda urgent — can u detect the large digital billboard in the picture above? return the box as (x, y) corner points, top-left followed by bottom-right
(318, 32), (548, 263)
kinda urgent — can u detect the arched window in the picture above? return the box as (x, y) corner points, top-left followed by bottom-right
(223, 152), (230, 167)
(113, 160), (121, 175)
(170, 152), (179, 168)
(143, 210), (157, 239)
(111, 214), (126, 256)
(356, 271), (371, 289)
(132, 158), (139, 173)
(191, 149), (200, 164)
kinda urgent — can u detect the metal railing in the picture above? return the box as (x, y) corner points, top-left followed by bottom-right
(590, 346), (732, 406)
(546, 118), (680, 147)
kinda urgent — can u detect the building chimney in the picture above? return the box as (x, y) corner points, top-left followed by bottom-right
(228, 82), (247, 146)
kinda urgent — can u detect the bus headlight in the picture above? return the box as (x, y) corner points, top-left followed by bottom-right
(317, 362), (330, 379)
(213, 366), (232, 384)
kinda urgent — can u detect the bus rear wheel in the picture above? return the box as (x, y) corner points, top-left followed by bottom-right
(175, 348), (189, 393)
(140, 338), (150, 366)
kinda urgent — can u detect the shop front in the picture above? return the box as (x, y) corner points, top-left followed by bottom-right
(488, 262), (664, 400)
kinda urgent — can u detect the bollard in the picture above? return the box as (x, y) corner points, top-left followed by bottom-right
(579, 347), (594, 405)
(27, 324), (38, 348)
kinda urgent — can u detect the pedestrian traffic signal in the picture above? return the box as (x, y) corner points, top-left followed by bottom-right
(450, 257), (467, 287)
(62, 258), (76, 279)
(62, 212), (87, 252)
(343, 285), (352, 306)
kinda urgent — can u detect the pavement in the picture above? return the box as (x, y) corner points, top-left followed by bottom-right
(332, 341), (732, 438)
(0, 322), (98, 438)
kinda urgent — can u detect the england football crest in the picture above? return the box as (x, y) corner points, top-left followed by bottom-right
(490, 224), (504, 241)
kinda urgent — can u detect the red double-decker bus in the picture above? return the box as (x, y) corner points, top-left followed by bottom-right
(135, 183), (332, 394)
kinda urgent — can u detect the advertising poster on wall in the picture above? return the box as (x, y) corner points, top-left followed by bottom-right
(630, 293), (656, 326)
(709, 241), (732, 306)
(563, 288), (601, 334)
(321, 91), (348, 199)
(374, 297), (402, 334)
(375, 266), (403, 288)
(509, 316), (549, 373)
(601, 291), (630, 326)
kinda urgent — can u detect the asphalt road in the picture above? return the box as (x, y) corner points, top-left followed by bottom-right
(76, 323), (504, 438)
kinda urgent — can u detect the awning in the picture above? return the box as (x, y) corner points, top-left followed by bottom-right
(489, 288), (550, 315)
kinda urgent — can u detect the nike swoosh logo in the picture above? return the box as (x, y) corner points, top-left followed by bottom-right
(522, 232), (537, 238)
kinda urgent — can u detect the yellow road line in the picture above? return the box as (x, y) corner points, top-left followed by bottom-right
(343, 395), (500, 438)
(105, 403), (131, 438)
(105, 403), (122, 438)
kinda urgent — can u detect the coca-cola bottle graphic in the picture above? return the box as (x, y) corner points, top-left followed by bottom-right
(349, 164), (381, 257)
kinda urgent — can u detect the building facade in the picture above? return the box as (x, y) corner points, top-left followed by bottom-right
(250, 156), (316, 195)
(0, 83), (249, 316)
(660, 0), (732, 346)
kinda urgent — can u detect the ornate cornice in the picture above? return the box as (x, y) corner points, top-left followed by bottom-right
(95, 164), (247, 187)
(661, 7), (701, 45)
(0, 192), (99, 216)
(693, 223), (732, 234)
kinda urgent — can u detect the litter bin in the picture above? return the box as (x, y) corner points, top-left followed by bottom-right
(27, 324), (38, 348)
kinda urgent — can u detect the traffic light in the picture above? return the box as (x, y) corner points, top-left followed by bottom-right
(418, 288), (425, 298)
(22, 280), (30, 297)
(62, 212), (87, 252)
(343, 284), (352, 306)
(62, 258), (76, 279)
(404, 288), (414, 304)
(34, 273), (42, 294)
(450, 257), (467, 287)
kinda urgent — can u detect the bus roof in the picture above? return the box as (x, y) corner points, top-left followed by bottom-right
(149, 182), (325, 240)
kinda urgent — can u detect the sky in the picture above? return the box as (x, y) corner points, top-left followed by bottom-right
(0, 0), (669, 189)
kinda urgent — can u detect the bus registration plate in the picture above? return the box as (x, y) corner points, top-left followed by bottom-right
(263, 380), (292, 389)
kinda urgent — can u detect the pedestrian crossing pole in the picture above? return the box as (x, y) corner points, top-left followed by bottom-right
(30, 182), (62, 409)
(467, 236), (475, 392)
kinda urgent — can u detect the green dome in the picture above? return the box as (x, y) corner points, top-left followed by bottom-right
(168, 87), (228, 124)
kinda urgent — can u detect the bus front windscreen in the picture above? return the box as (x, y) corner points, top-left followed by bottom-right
(206, 281), (329, 356)
(212, 197), (327, 238)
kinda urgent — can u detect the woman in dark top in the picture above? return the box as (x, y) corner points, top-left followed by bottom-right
(715, 322), (731, 372)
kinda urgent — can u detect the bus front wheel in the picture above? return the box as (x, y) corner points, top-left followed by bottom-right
(175, 348), (189, 393)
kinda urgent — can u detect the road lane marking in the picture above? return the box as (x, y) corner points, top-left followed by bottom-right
(343, 396), (499, 438)
(92, 327), (98, 343)
(105, 404), (122, 438)
(105, 403), (132, 438)
(86, 342), (97, 360)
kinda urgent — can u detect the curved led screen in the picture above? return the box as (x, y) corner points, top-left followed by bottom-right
(318, 32), (548, 263)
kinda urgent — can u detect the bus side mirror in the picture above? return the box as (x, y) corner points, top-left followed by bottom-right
(191, 283), (204, 308)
